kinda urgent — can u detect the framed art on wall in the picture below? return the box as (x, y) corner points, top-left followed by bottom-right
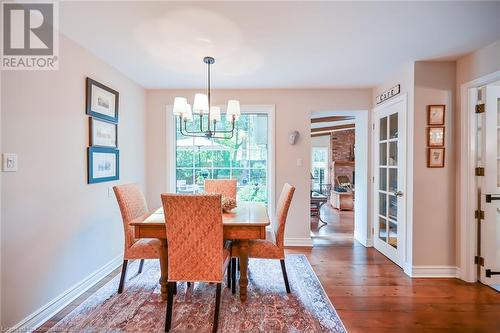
(427, 105), (445, 125)
(86, 78), (119, 123)
(427, 148), (445, 168)
(89, 118), (118, 148)
(88, 146), (119, 183)
(427, 127), (445, 147)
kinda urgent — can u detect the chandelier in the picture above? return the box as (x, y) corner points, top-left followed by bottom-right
(172, 56), (241, 139)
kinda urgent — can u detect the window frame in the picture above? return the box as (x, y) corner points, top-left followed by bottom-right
(167, 104), (276, 217)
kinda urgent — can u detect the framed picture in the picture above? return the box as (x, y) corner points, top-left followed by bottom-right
(89, 118), (118, 148)
(427, 148), (445, 168)
(428, 105), (445, 125)
(427, 127), (445, 147)
(88, 147), (119, 184)
(86, 78), (119, 123)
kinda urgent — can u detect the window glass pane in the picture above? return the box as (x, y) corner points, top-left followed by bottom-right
(389, 169), (397, 193)
(194, 151), (212, 168)
(380, 143), (387, 166)
(379, 168), (387, 191)
(389, 142), (397, 166)
(176, 150), (192, 167)
(379, 193), (387, 217)
(389, 221), (397, 248)
(380, 117), (387, 140)
(212, 169), (230, 179)
(389, 113), (398, 138)
(213, 150), (230, 168)
(379, 217), (387, 241)
(389, 195), (397, 221)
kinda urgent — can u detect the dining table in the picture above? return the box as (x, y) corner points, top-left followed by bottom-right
(130, 201), (270, 302)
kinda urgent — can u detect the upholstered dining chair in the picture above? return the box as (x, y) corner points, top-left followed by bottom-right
(231, 183), (295, 294)
(113, 184), (161, 294)
(204, 179), (237, 200)
(161, 194), (231, 333)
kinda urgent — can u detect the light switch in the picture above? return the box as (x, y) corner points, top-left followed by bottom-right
(296, 158), (303, 167)
(2, 153), (18, 172)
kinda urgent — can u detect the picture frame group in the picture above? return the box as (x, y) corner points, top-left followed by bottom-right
(426, 105), (445, 168)
(86, 78), (119, 183)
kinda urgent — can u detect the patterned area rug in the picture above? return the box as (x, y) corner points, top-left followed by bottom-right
(49, 254), (346, 332)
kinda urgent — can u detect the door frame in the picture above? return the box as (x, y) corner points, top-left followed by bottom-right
(372, 94), (411, 271)
(310, 109), (371, 247)
(459, 70), (500, 283)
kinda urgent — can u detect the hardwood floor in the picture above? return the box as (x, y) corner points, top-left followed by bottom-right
(36, 204), (499, 332)
(287, 204), (500, 332)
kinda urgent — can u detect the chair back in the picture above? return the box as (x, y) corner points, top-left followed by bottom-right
(204, 179), (237, 200)
(161, 194), (224, 282)
(113, 184), (148, 249)
(273, 183), (296, 248)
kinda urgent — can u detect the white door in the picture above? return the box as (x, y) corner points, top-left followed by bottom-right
(373, 96), (406, 267)
(479, 85), (500, 289)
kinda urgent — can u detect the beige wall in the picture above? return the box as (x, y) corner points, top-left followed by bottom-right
(146, 89), (372, 243)
(413, 61), (456, 266)
(0, 35), (146, 328)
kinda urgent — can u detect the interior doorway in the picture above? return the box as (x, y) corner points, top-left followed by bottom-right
(309, 110), (370, 247)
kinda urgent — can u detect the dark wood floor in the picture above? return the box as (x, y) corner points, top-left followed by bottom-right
(288, 204), (500, 332)
(37, 204), (499, 332)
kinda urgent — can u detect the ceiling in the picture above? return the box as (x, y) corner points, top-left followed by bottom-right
(59, 1), (500, 89)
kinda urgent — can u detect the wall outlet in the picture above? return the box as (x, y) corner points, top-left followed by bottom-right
(108, 187), (114, 198)
(2, 153), (18, 172)
(296, 158), (303, 167)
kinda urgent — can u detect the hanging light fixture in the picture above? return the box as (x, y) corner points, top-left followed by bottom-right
(173, 56), (240, 139)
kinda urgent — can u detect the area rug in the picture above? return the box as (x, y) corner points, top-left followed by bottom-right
(49, 254), (346, 332)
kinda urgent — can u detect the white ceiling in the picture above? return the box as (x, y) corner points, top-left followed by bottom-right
(59, 1), (500, 89)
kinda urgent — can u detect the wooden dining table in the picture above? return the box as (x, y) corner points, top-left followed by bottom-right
(130, 201), (270, 302)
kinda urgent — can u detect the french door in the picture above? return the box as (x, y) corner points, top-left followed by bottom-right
(373, 96), (406, 267)
(478, 85), (500, 289)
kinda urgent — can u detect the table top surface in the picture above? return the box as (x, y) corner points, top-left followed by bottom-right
(130, 201), (270, 227)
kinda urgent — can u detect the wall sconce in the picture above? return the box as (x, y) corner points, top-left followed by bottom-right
(288, 130), (299, 145)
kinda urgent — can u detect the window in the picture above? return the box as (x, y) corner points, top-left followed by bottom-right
(311, 147), (329, 191)
(175, 113), (270, 203)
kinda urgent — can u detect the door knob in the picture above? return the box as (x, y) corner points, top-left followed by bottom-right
(393, 191), (404, 197)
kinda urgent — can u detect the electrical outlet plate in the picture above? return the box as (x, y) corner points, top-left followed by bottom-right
(2, 153), (18, 172)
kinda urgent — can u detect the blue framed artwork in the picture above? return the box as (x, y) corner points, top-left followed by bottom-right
(88, 147), (119, 184)
(86, 78), (119, 123)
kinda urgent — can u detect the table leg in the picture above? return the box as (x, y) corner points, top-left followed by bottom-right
(239, 240), (249, 302)
(317, 202), (328, 226)
(159, 239), (168, 301)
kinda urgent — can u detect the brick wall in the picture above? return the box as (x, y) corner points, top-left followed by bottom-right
(331, 129), (355, 185)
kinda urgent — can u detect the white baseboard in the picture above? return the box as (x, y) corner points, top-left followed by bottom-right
(409, 265), (459, 278)
(8, 255), (122, 333)
(284, 237), (313, 247)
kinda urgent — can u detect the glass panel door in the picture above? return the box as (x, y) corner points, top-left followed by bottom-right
(373, 98), (406, 267)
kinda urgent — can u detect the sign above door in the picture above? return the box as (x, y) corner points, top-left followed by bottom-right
(376, 84), (401, 105)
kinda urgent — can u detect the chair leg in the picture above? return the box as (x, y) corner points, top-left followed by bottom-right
(227, 259), (232, 289)
(117, 260), (128, 294)
(187, 282), (191, 288)
(138, 259), (144, 274)
(231, 258), (237, 294)
(280, 259), (291, 293)
(212, 283), (222, 333)
(165, 282), (175, 332)
(173, 282), (177, 295)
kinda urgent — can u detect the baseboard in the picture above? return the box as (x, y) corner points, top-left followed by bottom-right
(409, 265), (459, 278)
(8, 255), (122, 333)
(284, 237), (313, 247)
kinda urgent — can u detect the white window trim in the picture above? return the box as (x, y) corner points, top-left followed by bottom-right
(167, 104), (276, 217)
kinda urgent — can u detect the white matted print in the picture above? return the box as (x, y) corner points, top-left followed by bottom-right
(88, 147), (119, 183)
(90, 118), (117, 148)
(427, 148), (445, 168)
(86, 78), (119, 123)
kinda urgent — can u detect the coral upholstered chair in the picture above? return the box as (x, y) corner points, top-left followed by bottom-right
(204, 179), (237, 200)
(113, 184), (161, 294)
(161, 194), (231, 333)
(231, 183), (295, 294)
